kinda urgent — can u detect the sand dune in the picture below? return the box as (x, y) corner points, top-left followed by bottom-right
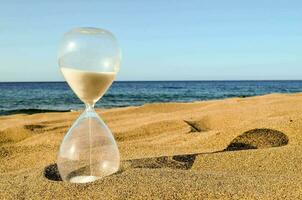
(1, 93), (302, 199)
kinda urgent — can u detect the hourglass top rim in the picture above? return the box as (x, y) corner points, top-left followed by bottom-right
(66, 27), (117, 37)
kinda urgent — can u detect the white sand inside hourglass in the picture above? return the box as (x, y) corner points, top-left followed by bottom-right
(69, 175), (98, 183)
(61, 67), (116, 105)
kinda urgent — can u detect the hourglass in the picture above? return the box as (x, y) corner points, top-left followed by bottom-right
(57, 27), (121, 183)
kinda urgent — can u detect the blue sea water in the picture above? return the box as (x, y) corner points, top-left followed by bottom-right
(1, 81), (302, 115)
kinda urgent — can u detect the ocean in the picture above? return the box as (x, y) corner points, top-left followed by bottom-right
(1, 81), (302, 115)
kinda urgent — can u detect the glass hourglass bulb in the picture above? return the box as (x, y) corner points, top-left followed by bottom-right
(57, 27), (121, 183)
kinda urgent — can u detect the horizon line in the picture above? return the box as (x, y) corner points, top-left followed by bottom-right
(1, 79), (302, 83)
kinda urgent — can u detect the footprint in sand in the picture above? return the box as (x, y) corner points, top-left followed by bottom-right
(225, 128), (289, 151)
(122, 154), (197, 171)
(0, 124), (46, 144)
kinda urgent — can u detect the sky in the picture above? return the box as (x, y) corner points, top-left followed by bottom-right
(0, 0), (301, 81)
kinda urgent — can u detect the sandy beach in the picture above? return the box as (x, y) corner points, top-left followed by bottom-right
(1, 93), (302, 199)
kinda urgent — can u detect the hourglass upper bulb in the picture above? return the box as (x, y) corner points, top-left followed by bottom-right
(58, 27), (121, 73)
(58, 28), (121, 105)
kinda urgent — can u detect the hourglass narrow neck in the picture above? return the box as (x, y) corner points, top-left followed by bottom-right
(85, 103), (95, 112)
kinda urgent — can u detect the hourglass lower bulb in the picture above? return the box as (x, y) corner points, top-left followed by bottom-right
(57, 27), (121, 183)
(57, 103), (120, 183)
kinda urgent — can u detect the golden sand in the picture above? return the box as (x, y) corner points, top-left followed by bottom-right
(1, 93), (302, 199)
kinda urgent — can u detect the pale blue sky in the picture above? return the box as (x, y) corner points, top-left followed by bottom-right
(0, 0), (301, 81)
